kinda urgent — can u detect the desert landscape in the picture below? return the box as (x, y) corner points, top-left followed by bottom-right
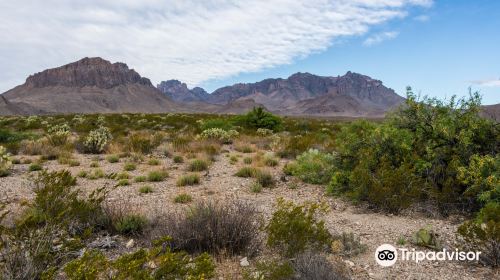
(1, 1), (499, 279)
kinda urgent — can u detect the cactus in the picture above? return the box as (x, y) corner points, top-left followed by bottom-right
(83, 126), (112, 154)
(0, 145), (12, 177)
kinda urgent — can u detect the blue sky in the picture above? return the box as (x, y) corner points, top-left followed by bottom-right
(1, 0), (499, 105)
(200, 0), (500, 104)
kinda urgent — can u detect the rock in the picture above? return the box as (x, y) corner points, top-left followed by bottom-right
(126, 239), (135, 248)
(345, 260), (355, 267)
(240, 257), (250, 267)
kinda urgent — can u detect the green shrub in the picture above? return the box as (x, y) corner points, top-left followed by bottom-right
(458, 203), (500, 267)
(235, 167), (259, 178)
(126, 132), (157, 154)
(77, 170), (88, 178)
(198, 128), (239, 144)
(123, 162), (136, 171)
(11, 158), (21, 164)
(64, 250), (108, 280)
(243, 260), (294, 280)
(174, 193), (193, 203)
(187, 159), (208, 172)
(173, 155), (184, 163)
(117, 179), (130, 186)
(139, 185), (154, 194)
(106, 155), (119, 163)
(134, 175), (147, 182)
(229, 155), (238, 164)
(0, 145), (12, 177)
(114, 214), (147, 235)
(256, 128), (274, 136)
(116, 172), (130, 180)
(148, 158), (160, 165)
(263, 154), (278, 167)
(90, 161), (99, 168)
(250, 182), (263, 193)
(147, 169), (169, 182)
(287, 149), (335, 184)
(46, 123), (70, 146)
(243, 157), (253, 164)
(88, 168), (105, 180)
(29, 163), (42, 172)
(63, 237), (215, 279)
(266, 198), (332, 257)
(236, 107), (282, 131)
(177, 174), (200, 186)
(255, 170), (275, 188)
(83, 126), (112, 154)
(199, 118), (234, 131)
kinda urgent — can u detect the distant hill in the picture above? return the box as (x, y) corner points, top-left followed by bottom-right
(158, 71), (405, 117)
(0, 57), (187, 115)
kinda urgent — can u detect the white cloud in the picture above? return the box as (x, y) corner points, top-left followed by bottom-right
(363, 31), (400, 46)
(0, 0), (431, 91)
(471, 79), (500, 87)
(414, 14), (430, 21)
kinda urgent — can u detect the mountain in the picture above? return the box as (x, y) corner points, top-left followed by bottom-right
(188, 71), (404, 117)
(481, 103), (500, 121)
(1, 57), (186, 115)
(0, 95), (23, 115)
(157, 80), (210, 102)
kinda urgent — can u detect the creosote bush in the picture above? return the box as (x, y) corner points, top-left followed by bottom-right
(266, 198), (332, 257)
(285, 149), (335, 185)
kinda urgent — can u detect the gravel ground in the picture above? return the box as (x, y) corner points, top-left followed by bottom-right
(1, 148), (498, 280)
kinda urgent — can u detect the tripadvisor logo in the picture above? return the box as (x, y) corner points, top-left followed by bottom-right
(375, 244), (481, 267)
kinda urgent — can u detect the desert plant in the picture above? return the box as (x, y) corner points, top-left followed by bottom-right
(235, 166), (259, 178)
(0, 145), (12, 177)
(139, 185), (154, 194)
(291, 251), (350, 280)
(331, 232), (367, 257)
(117, 179), (130, 186)
(244, 157), (253, 164)
(134, 175), (147, 182)
(113, 214), (147, 235)
(187, 159), (208, 172)
(266, 198), (332, 257)
(263, 154), (279, 167)
(243, 260), (294, 280)
(173, 155), (184, 163)
(236, 107), (282, 131)
(147, 169), (169, 182)
(256, 128), (274, 136)
(148, 158), (160, 165)
(123, 162), (136, 171)
(250, 182), (263, 193)
(286, 149), (335, 184)
(255, 170), (275, 188)
(177, 173), (200, 186)
(83, 126), (112, 154)
(106, 155), (119, 163)
(174, 193), (193, 203)
(412, 226), (442, 250)
(155, 201), (260, 256)
(28, 163), (42, 172)
(236, 144), (254, 153)
(198, 128), (239, 144)
(46, 123), (70, 146)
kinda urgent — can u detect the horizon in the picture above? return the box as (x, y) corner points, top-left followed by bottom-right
(1, 0), (499, 105)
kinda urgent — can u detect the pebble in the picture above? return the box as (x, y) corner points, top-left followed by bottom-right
(126, 239), (135, 248)
(240, 257), (249, 267)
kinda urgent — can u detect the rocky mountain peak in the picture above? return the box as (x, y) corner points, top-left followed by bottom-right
(25, 57), (153, 89)
(157, 80), (209, 102)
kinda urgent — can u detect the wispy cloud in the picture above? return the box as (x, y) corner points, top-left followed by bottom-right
(363, 31), (400, 46)
(0, 0), (432, 91)
(471, 78), (500, 87)
(414, 14), (430, 22)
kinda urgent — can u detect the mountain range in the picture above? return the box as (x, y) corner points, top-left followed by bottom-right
(1, 57), (495, 118)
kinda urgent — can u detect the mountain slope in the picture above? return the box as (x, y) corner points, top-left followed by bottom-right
(2, 57), (187, 114)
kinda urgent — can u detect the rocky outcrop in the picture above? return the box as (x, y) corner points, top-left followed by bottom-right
(2, 57), (189, 115)
(157, 80), (210, 102)
(25, 57), (153, 89)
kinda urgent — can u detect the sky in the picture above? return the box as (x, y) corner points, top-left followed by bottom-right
(0, 0), (499, 105)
